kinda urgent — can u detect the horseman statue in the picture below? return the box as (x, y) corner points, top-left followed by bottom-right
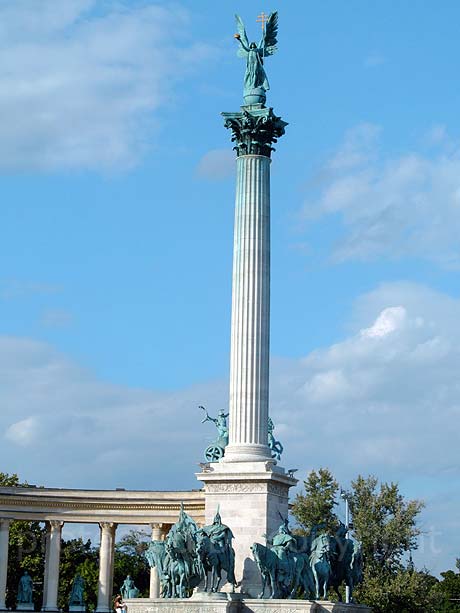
(197, 507), (237, 592)
(252, 517), (364, 602)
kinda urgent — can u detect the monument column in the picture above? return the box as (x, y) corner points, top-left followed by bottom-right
(0, 519), (11, 611)
(197, 106), (297, 596)
(149, 524), (165, 598)
(96, 523), (117, 613)
(42, 521), (63, 612)
(225, 152), (272, 462)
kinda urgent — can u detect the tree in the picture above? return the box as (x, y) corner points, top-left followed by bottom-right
(58, 538), (98, 612)
(113, 530), (150, 598)
(291, 468), (339, 534)
(433, 558), (460, 611)
(291, 468), (434, 613)
(348, 475), (424, 573)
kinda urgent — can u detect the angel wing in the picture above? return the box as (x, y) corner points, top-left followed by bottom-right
(261, 11), (278, 57)
(235, 14), (249, 57)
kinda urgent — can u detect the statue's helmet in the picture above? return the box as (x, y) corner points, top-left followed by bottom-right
(250, 42), (257, 49)
(213, 505), (222, 524)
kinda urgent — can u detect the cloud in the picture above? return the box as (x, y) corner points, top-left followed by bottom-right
(40, 309), (73, 328)
(5, 416), (40, 446)
(364, 54), (386, 68)
(2, 282), (460, 572)
(196, 149), (235, 180)
(0, 0), (212, 172)
(302, 124), (460, 268)
(0, 280), (61, 300)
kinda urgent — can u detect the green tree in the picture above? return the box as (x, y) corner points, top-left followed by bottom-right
(113, 530), (150, 598)
(433, 558), (460, 611)
(58, 538), (98, 612)
(349, 475), (424, 573)
(291, 468), (339, 534)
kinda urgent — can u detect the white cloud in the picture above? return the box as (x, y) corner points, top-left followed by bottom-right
(5, 416), (40, 446)
(196, 149), (235, 180)
(0, 0), (212, 172)
(302, 124), (460, 268)
(2, 282), (460, 572)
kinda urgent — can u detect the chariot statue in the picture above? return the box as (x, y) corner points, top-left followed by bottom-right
(200, 405), (229, 462)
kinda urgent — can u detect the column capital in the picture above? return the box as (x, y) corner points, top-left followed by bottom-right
(0, 518), (12, 528)
(48, 520), (64, 531)
(222, 106), (287, 158)
(99, 522), (117, 533)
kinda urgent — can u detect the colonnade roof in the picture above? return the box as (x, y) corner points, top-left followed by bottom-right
(0, 486), (205, 525)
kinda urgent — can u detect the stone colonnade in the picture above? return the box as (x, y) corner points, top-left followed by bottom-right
(0, 518), (170, 612)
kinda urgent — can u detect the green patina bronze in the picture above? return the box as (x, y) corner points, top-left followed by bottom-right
(145, 505), (236, 598)
(69, 574), (85, 607)
(200, 405), (229, 462)
(251, 518), (364, 601)
(222, 107), (287, 159)
(17, 571), (33, 604)
(234, 13), (278, 105)
(268, 417), (283, 461)
(121, 575), (139, 599)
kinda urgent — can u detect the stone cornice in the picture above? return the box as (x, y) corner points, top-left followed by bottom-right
(0, 487), (205, 524)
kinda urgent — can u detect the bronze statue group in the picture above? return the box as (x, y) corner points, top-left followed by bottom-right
(145, 507), (363, 602)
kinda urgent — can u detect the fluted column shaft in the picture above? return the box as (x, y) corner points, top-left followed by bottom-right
(96, 523), (117, 613)
(225, 154), (272, 462)
(0, 520), (11, 611)
(42, 521), (63, 612)
(149, 524), (165, 598)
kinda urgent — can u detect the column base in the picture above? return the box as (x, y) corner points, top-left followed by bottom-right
(41, 608), (59, 612)
(95, 608), (112, 613)
(223, 444), (272, 463)
(69, 606), (86, 612)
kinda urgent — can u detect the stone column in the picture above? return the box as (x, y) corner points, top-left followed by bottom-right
(42, 521), (63, 612)
(149, 524), (165, 598)
(96, 523), (117, 613)
(0, 519), (11, 611)
(197, 106), (296, 596)
(220, 107), (287, 463)
(225, 154), (272, 462)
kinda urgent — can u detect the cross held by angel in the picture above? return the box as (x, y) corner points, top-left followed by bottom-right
(234, 12), (279, 104)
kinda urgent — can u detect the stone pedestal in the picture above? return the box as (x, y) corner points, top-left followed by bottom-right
(17, 605), (35, 611)
(69, 606), (86, 612)
(126, 598), (371, 613)
(197, 461), (296, 597)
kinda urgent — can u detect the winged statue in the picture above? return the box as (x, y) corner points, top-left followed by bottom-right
(234, 12), (278, 100)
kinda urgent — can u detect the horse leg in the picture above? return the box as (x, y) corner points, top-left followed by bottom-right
(312, 567), (320, 600)
(213, 565), (222, 593)
(258, 572), (266, 599)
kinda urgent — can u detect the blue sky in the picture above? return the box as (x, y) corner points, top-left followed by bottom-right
(1, 0), (460, 575)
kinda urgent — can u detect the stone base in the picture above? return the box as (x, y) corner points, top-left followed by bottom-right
(196, 461), (297, 597)
(17, 605), (35, 611)
(69, 606), (86, 612)
(126, 598), (371, 613)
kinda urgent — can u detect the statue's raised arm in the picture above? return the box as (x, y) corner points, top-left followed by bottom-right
(234, 12), (279, 105)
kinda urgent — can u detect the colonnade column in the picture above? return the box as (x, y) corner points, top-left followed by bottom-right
(42, 521), (63, 612)
(149, 524), (165, 598)
(96, 523), (117, 613)
(0, 519), (11, 611)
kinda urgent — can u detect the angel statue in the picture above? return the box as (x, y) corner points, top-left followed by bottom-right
(234, 12), (278, 104)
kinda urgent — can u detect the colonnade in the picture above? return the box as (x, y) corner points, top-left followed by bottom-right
(0, 518), (169, 612)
